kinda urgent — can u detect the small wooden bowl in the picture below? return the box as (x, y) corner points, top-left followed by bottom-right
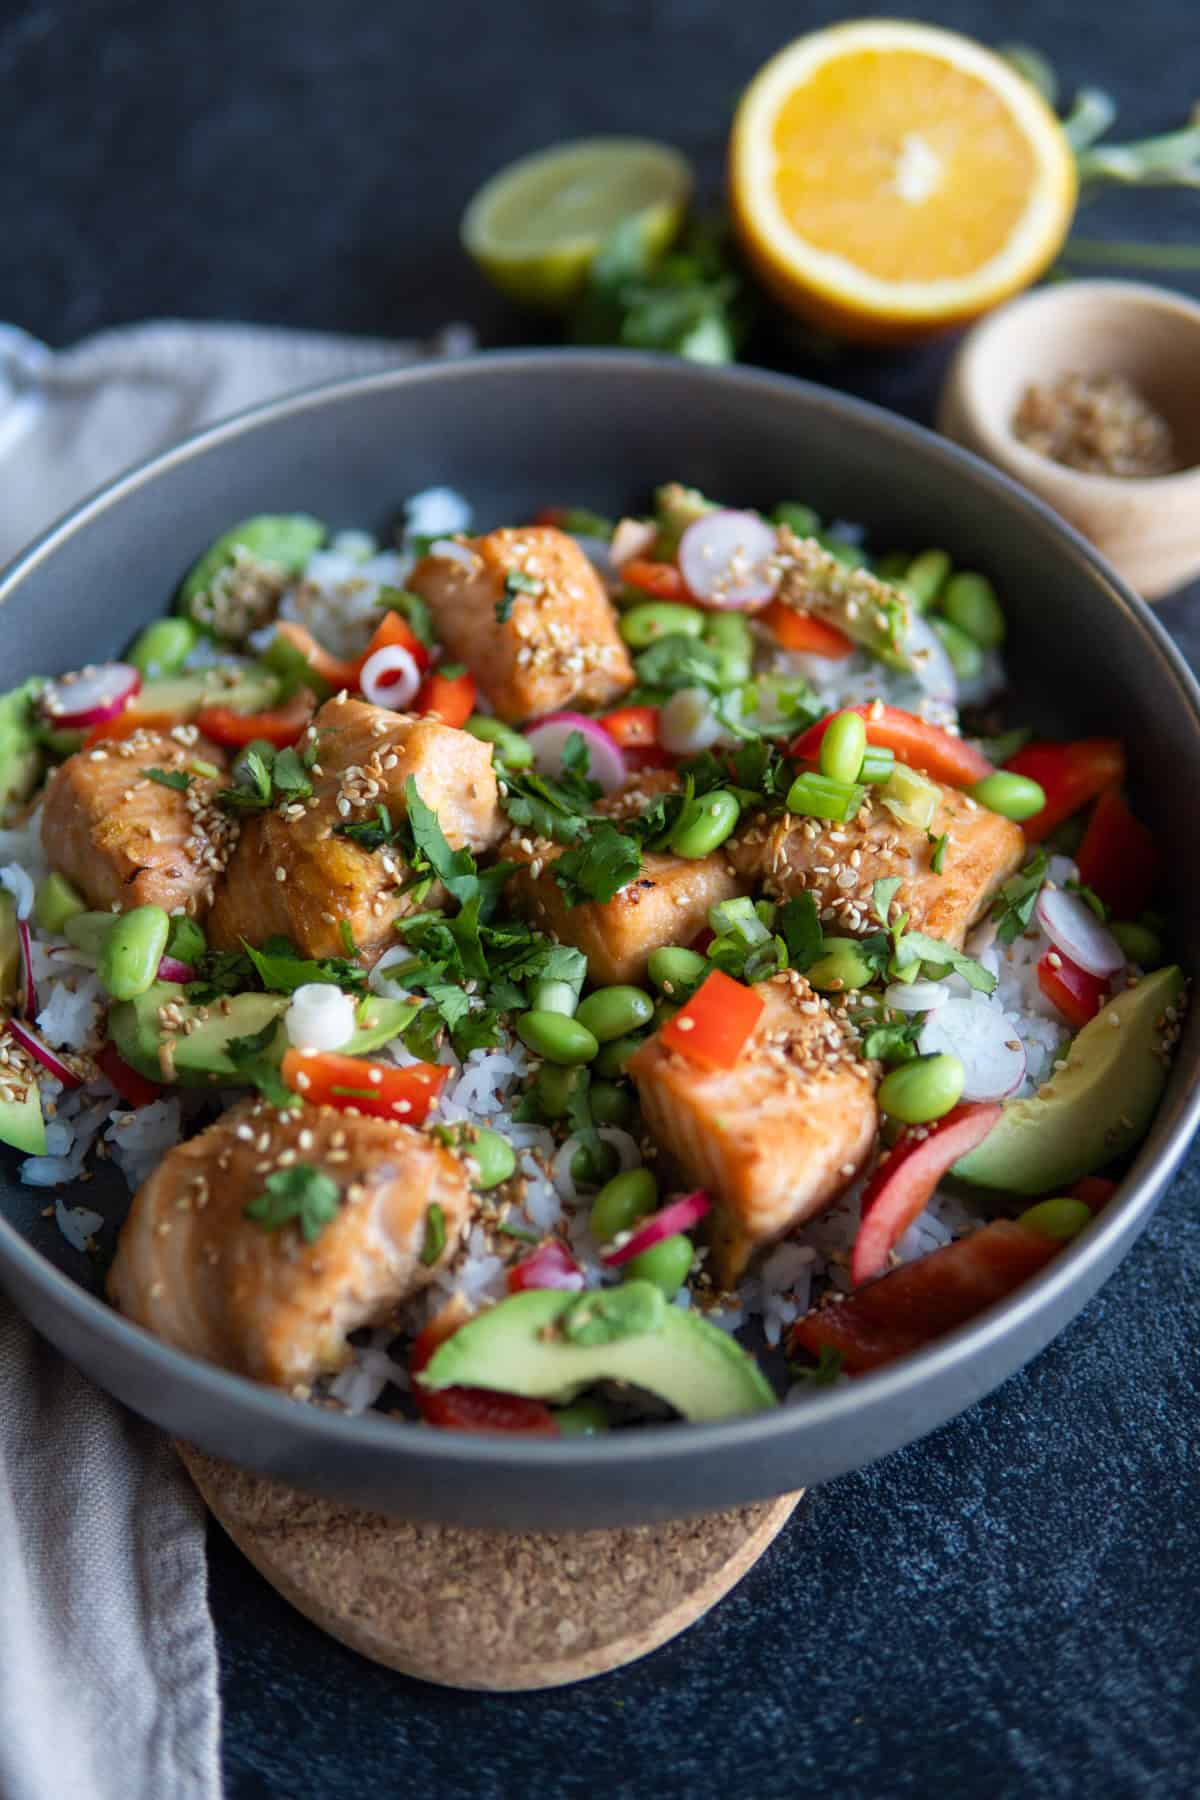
(938, 280), (1200, 599)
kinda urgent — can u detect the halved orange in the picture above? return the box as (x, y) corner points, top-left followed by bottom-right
(730, 20), (1077, 344)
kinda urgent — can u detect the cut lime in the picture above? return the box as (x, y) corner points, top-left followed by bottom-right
(461, 138), (693, 311)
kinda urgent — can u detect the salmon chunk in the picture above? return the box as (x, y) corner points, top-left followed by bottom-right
(409, 525), (634, 722)
(727, 783), (1023, 947)
(108, 1098), (472, 1389)
(40, 726), (235, 918)
(628, 970), (878, 1286)
(208, 696), (501, 963)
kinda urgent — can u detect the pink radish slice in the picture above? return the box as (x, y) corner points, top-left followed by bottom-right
(16, 919), (38, 1017)
(918, 998), (1027, 1100)
(359, 644), (421, 710)
(39, 663), (140, 728)
(609, 517), (658, 567)
(602, 1189), (712, 1268)
(677, 511), (779, 610)
(156, 956), (195, 984)
(6, 1017), (82, 1087)
(524, 711), (626, 795)
(1036, 888), (1125, 978)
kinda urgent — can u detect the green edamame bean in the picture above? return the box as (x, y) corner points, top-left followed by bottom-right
(64, 911), (118, 955)
(772, 501), (820, 536)
(941, 571), (1006, 649)
(969, 772), (1046, 823)
(575, 985), (654, 1043)
(589, 1080), (633, 1127)
(592, 1034), (647, 1078)
(932, 617), (984, 681)
(702, 612), (753, 686)
(878, 1052), (965, 1125)
(1016, 1197), (1091, 1241)
(530, 978), (578, 1017)
(572, 1138), (620, 1186)
(647, 945), (708, 997)
(179, 514), (326, 632)
(620, 601), (706, 647)
(33, 873), (86, 935)
(165, 915), (207, 966)
(818, 711), (868, 785)
(553, 1399), (612, 1436)
(1111, 920), (1163, 968)
(530, 1063), (586, 1120)
(806, 937), (874, 994)
(874, 549), (912, 583)
(652, 999), (680, 1030)
(127, 616), (198, 678)
(622, 1233), (694, 1298)
(463, 714), (533, 768)
(97, 904), (171, 1001)
(903, 548), (952, 612)
(516, 1010), (598, 1066)
(819, 533), (869, 570)
(590, 1167), (658, 1243)
(464, 1127), (516, 1190)
(669, 788), (740, 859)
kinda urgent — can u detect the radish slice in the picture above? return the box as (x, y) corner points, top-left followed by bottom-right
(884, 978), (950, 1015)
(156, 956), (195, 984)
(359, 644), (421, 710)
(918, 998), (1027, 1100)
(39, 663), (140, 728)
(524, 711), (626, 795)
(602, 1189), (711, 1268)
(904, 613), (958, 706)
(17, 919), (38, 1018)
(610, 517), (658, 567)
(659, 686), (724, 756)
(506, 1239), (585, 1293)
(6, 1016), (82, 1087)
(1036, 888), (1125, 978)
(677, 511), (779, 610)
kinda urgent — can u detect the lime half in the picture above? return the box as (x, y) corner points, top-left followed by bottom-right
(461, 137), (694, 311)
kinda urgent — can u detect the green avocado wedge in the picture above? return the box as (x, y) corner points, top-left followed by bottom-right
(954, 965), (1186, 1195)
(136, 667), (282, 720)
(420, 1283), (777, 1422)
(0, 677), (46, 814)
(0, 893), (18, 1011)
(0, 1073), (46, 1157)
(178, 514), (326, 637)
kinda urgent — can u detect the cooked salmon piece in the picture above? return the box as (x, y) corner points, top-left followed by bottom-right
(727, 782), (1023, 947)
(108, 1097), (472, 1389)
(628, 970), (878, 1286)
(40, 726), (236, 918)
(409, 525), (634, 722)
(208, 696), (501, 963)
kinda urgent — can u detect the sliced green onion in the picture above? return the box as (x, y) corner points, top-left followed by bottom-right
(786, 771), (866, 824)
(881, 764), (939, 831)
(859, 744), (896, 784)
(708, 895), (771, 946)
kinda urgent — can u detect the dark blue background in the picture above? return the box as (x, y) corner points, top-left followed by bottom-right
(6, 2), (1199, 1794)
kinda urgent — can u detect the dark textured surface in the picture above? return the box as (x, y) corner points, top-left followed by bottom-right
(5, 0), (1199, 1793)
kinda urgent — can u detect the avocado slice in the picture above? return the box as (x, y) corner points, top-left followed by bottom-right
(0, 893), (17, 1012)
(776, 529), (913, 670)
(0, 1062), (46, 1156)
(653, 482), (718, 554)
(136, 666), (282, 720)
(421, 1284), (778, 1422)
(178, 514), (326, 637)
(343, 996), (421, 1055)
(954, 964), (1186, 1195)
(0, 677), (46, 814)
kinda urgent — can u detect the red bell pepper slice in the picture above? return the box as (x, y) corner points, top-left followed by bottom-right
(195, 689), (316, 750)
(790, 1219), (1061, 1375)
(791, 703), (992, 788)
(850, 1102), (1003, 1287)
(97, 1042), (163, 1110)
(599, 705), (660, 751)
(273, 621), (360, 694)
(356, 610), (432, 681)
(281, 1047), (447, 1123)
(409, 1313), (559, 1436)
(414, 667), (476, 729)
(660, 969), (764, 1072)
(506, 1239), (585, 1293)
(620, 558), (689, 601)
(760, 599), (855, 660)
(1071, 1175), (1118, 1213)
(1074, 787), (1157, 918)
(1036, 949), (1109, 1031)
(1004, 738), (1125, 843)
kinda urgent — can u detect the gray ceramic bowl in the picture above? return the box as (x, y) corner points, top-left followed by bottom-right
(1, 352), (1197, 1530)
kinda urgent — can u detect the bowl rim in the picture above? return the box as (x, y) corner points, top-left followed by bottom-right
(2, 346), (1198, 1475)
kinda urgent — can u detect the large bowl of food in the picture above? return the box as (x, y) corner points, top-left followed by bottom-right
(0, 351), (1195, 1529)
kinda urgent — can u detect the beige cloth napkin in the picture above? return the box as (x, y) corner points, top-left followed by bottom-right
(0, 314), (473, 1800)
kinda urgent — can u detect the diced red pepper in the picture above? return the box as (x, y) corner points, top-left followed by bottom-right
(86, 702), (189, 745)
(850, 1102), (1003, 1287)
(195, 689), (316, 750)
(1004, 738), (1126, 843)
(791, 703), (992, 788)
(1074, 787), (1157, 919)
(355, 610), (432, 681)
(620, 558), (689, 600)
(789, 1219), (1062, 1375)
(414, 667), (476, 729)
(409, 1311), (559, 1436)
(273, 620), (360, 693)
(599, 705), (660, 752)
(506, 1239), (585, 1293)
(1071, 1175), (1118, 1213)
(1036, 949), (1109, 1031)
(760, 599), (855, 660)
(97, 1042), (163, 1110)
(660, 969), (764, 1072)
(280, 1048), (447, 1123)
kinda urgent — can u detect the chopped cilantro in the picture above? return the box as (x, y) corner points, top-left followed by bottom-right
(498, 569), (540, 622)
(872, 877), (903, 926)
(377, 587), (435, 649)
(1066, 879), (1110, 921)
(788, 1344), (844, 1387)
(893, 930), (996, 995)
(216, 749), (275, 812)
(633, 633), (723, 695)
(777, 893), (823, 972)
(552, 820), (642, 904)
(271, 747), (313, 798)
(244, 1165), (340, 1243)
(420, 1201), (447, 1266)
(243, 939), (366, 995)
(992, 850), (1048, 946)
(438, 662), (468, 680)
(854, 1008), (924, 1065)
(142, 766), (191, 791)
(338, 919), (358, 956)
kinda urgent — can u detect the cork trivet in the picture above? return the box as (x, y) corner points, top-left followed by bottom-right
(179, 1443), (802, 1690)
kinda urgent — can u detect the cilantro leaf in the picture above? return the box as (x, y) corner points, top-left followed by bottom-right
(1066, 879), (1110, 921)
(893, 930), (997, 995)
(992, 850), (1048, 946)
(777, 893), (823, 972)
(854, 1008), (924, 1065)
(142, 766), (191, 792)
(377, 587), (435, 648)
(401, 1003), (444, 1062)
(788, 1345), (844, 1387)
(271, 746), (313, 798)
(497, 569), (541, 622)
(223, 1015), (296, 1107)
(244, 1164), (340, 1243)
(872, 877), (903, 926)
(242, 939), (367, 995)
(634, 633), (723, 695)
(552, 821), (642, 904)
(185, 947), (258, 1001)
(217, 748), (275, 812)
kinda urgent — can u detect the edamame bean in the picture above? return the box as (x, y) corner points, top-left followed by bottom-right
(1016, 1197), (1091, 1240)
(878, 1052), (965, 1125)
(590, 1167), (658, 1243)
(127, 616), (198, 678)
(33, 873), (86, 935)
(530, 978), (578, 1017)
(941, 571), (1006, 649)
(622, 1233), (694, 1298)
(516, 1010), (598, 1066)
(97, 904), (171, 1001)
(806, 937), (874, 994)
(464, 1127), (516, 1190)
(647, 944), (708, 997)
(620, 601), (706, 647)
(818, 711), (868, 785)
(64, 911), (118, 955)
(592, 1033), (647, 1078)
(874, 549), (912, 583)
(702, 612), (753, 686)
(772, 501), (820, 536)
(589, 1080), (633, 1127)
(669, 788), (740, 859)
(652, 999), (680, 1030)
(572, 1138), (620, 1186)
(1111, 920), (1163, 968)
(969, 772), (1046, 822)
(463, 714), (534, 768)
(903, 548), (952, 612)
(932, 617), (984, 681)
(165, 915), (207, 966)
(530, 1063), (586, 1120)
(575, 985), (654, 1043)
